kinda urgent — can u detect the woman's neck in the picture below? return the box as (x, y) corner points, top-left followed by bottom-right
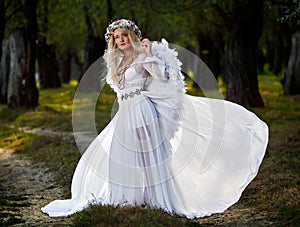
(122, 46), (134, 58)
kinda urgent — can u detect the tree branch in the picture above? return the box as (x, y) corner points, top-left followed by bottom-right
(6, 4), (24, 22)
(4, 0), (12, 11)
(148, 0), (203, 15)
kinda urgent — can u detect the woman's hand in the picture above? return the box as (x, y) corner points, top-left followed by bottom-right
(141, 38), (152, 57)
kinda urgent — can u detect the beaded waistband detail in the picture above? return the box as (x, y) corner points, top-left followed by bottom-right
(120, 88), (143, 101)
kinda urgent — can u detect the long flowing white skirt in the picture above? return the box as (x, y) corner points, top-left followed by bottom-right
(41, 92), (268, 218)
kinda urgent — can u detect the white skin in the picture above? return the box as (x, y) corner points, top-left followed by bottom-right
(104, 28), (152, 61)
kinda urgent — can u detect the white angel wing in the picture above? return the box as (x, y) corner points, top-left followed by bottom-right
(143, 39), (186, 140)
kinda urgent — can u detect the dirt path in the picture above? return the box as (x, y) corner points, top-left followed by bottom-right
(0, 148), (74, 226)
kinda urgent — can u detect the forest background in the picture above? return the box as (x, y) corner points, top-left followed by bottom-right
(0, 0), (299, 226)
(0, 0), (299, 108)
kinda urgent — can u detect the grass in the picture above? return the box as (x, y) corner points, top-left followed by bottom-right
(0, 74), (299, 226)
(0, 83), (75, 132)
(0, 125), (35, 149)
(73, 205), (193, 227)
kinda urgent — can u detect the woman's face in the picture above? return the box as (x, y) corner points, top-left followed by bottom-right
(113, 28), (131, 50)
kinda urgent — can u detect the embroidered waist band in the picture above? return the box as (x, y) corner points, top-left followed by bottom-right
(120, 88), (143, 101)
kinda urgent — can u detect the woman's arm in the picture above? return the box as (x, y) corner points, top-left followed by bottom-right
(141, 38), (168, 80)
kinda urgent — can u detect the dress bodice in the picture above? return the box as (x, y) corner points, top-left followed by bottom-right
(113, 53), (166, 101)
(115, 62), (148, 93)
(114, 62), (149, 101)
(107, 50), (168, 101)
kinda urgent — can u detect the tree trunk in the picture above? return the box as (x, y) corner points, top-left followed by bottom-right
(273, 41), (284, 75)
(36, 0), (61, 88)
(198, 36), (222, 77)
(0, 39), (9, 104)
(7, 28), (38, 107)
(225, 39), (264, 107)
(23, 0), (39, 107)
(80, 36), (104, 92)
(82, 36), (105, 72)
(60, 52), (71, 83)
(107, 0), (113, 20)
(0, 0), (5, 64)
(37, 40), (61, 88)
(283, 31), (300, 95)
(266, 41), (274, 72)
(257, 48), (265, 74)
(224, 0), (264, 107)
(194, 35), (221, 90)
(80, 5), (106, 80)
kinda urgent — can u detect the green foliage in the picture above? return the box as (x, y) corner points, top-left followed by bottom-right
(4, 0), (26, 37)
(277, 0), (300, 23)
(3, 0), (207, 56)
(41, 0), (88, 56)
(2, 0), (297, 86)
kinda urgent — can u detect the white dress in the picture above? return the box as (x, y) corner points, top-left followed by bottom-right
(41, 42), (268, 219)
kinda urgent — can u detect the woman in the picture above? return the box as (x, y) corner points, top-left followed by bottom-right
(42, 19), (268, 218)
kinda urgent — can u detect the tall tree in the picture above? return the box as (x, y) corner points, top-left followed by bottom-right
(279, 0), (300, 94)
(60, 50), (71, 83)
(37, 0), (61, 88)
(43, 0), (86, 83)
(81, 3), (105, 76)
(260, 2), (293, 75)
(212, 0), (265, 107)
(0, 0), (5, 64)
(0, 0), (8, 104)
(284, 30), (300, 94)
(134, 0), (264, 106)
(0, 0), (24, 105)
(0, 39), (9, 103)
(6, 0), (39, 107)
(24, 0), (38, 106)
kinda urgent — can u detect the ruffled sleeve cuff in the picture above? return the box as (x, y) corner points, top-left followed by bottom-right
(144, 55), (164, 64)
(143, 56), (167, 80)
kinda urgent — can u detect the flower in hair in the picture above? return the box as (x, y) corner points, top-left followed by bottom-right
(104, 19), (142, 43)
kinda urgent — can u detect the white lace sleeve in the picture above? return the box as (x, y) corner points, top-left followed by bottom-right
(141, 39), (186, 140)
(142, 56), (168, 80)
(143, 39), (186, 92)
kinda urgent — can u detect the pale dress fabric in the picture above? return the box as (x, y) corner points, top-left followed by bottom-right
(41, 47), (268, 218)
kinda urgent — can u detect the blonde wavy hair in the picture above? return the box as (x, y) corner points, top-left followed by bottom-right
(106, 29), (145, 84)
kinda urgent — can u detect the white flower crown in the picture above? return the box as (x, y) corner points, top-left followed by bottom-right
(104, 19), (142, 43)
